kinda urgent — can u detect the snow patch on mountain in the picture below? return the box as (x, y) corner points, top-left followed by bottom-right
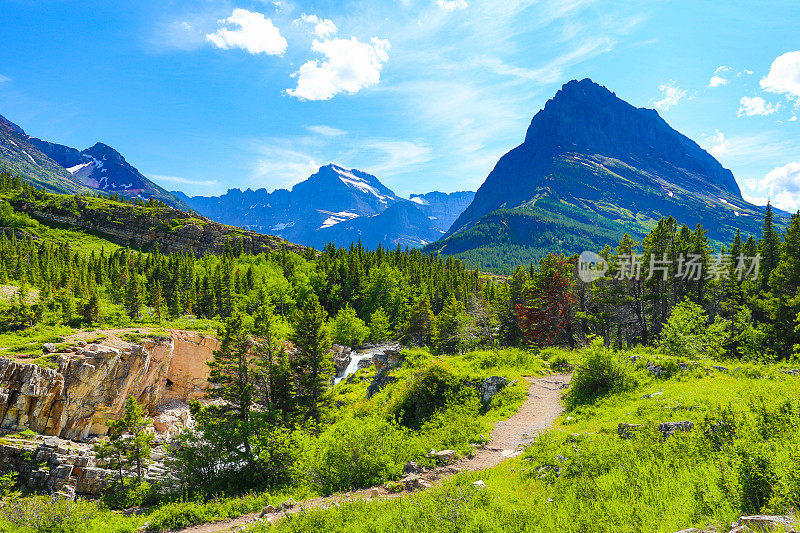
(319, 210), (360, 229)
(66, 162), (93, 174)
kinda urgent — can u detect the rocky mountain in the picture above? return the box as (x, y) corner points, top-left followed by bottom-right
(427, 78), (781, 270)
(178, 164), (474, 249)
(313, 200), (446, 249)
(0, 113), (84, 194)
(409, 191), (475, 233)
(0, 112), (186, 209)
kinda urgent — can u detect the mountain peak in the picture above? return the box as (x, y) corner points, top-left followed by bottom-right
(84, 142), (126, 163)
(521, 78), (740, 197)
(555, 78), (617, 100)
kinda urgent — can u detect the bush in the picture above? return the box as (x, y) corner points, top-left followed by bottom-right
(0, 495), (137, 533)
(737, 443), (776, 515)
(298, 414), (407, 495)
(390, 362), (463, 429)
(565, 340), (633, 409)
(102, 481), (159, 510)
(659, 300), (727, 359)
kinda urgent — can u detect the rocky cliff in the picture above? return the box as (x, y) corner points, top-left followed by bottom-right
(8, 195), (306, 256)
(0, 330), (218, 441)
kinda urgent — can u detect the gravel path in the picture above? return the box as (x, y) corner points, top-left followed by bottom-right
(173, 373), (571, 533)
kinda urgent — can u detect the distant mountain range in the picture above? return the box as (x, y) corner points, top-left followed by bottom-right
(425, 78), (786, 271)
(3, 79), (786, 268)
(0, 113), (187, 209)
(175, 165), (475, 249)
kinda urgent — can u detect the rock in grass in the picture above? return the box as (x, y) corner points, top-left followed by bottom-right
(434, 450), (456, 463)
(281, 498), (296, 509)
(658, 421), (694, 438)
(738, 515), (798, 532)
(472, 480), (486, 489)
(403, 461), (423, 474)
(403, 474), (424, 491)
(260, 505), (276, 517)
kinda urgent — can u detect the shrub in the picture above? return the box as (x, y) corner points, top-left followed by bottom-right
(564, 339), (633, 409)
(390, 362), (463, 429)
(102, 481), (159, 510)
(298, 414), (407, 495)
(737, 443), (776, 515)
(659, 300), (727, 359)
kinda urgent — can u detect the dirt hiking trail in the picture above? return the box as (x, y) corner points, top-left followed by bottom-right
(174, 373), (571, 533)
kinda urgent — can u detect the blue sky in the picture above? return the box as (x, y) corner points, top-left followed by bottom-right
(1, 0), (799, 211)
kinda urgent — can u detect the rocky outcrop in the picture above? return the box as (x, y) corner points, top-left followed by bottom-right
(0, 330), (218, 440)
(0, 431), (175, 498)
(9, 196), (306, 256)
(331, 345), (353, 378)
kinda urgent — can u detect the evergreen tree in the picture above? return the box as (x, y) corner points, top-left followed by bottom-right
(95, 396), (154, 485)
(432, 294), (466, 354)
(290, 296), (331, 427)
(368, 308), (392, 343)
(125, 272), (142, 319)
(760, 202), (781, 290)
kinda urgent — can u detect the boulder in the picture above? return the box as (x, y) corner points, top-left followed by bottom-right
(434, 450), (456, 463)
(282, 498), (296, 509)
(617, 423), (641, 439)
(260, 505), (276, 517)
(737, 515), (797, 532)
(366, 371), (398, 399)
(402, 474), (424, 491)
(658, 421), (694, 438)
(472, 480), (487, 489)
(42, 343), (57, 354)
(479, 376), (509, 403)
(646, 362), (665, 378)
(403, 461), (423, 474)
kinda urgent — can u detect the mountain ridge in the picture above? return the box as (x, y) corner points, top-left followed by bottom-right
(177, 165), (475, 249)
(428, 78), (784, 271)
(0, 112), (187, 209)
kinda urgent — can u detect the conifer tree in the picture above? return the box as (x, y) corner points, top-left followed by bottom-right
(95, 396), (154, 485)
(760, 202), (781, 290)
(290, 295), (331, 427)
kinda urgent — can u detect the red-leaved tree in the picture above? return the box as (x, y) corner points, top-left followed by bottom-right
(517, 254), (578, 348)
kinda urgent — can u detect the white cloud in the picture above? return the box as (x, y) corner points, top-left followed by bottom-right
(362, 140), (433, 176)
(437, 0), (469, 11)
(761, 50), (800, 103)
(654, 80), (686, 110)
(0, 74), (10, 84)
(306, 125), (347, 136)
(151, 174), (219, 187)
(206, 9), (287, 55)
(709, 65), (731, 87)
(745, 162), (800, 212)
(737, 96), (779, 117)
(297, 14), (338, 38)
(287, 37), (391, 101)
(250, 141), (322, 190)
(702, 129), (729, 156)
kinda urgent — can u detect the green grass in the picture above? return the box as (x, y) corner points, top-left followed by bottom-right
(0, 322), (72, 358)
(253, 348), (800, 533)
